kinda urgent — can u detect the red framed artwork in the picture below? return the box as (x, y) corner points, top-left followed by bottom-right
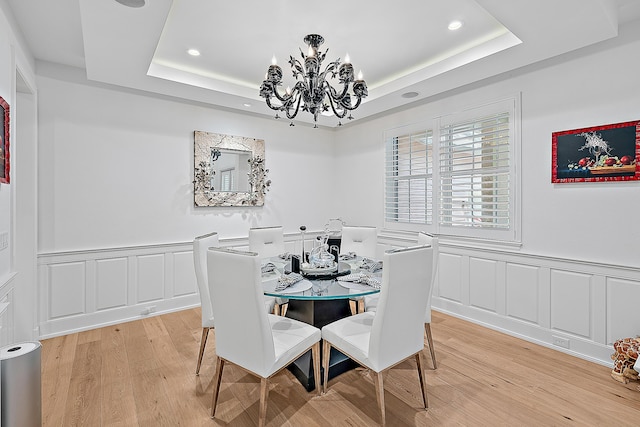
(552, 120), (640, 183)
(0, 96), (9, 184)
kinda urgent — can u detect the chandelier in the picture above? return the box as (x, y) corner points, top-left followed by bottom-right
(259, 34), (368, 128)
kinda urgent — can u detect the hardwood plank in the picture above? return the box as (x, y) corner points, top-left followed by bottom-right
(41, 333), (78, 427)
(62, 340), (102, 426)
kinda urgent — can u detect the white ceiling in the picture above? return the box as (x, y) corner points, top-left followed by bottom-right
(6, 0), (640, 127)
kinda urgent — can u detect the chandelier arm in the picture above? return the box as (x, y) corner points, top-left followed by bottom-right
(326, 80), (350, 102)
(285, 94), (303, 120)
(326, 95), (348, 119)
(342, 96), (363, 111)
(270, 86), (292, 103)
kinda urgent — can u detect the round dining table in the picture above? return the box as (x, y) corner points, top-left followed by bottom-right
(262, 257), (381, 391)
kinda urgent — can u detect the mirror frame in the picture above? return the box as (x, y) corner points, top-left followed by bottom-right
(194, 131), (271, 206)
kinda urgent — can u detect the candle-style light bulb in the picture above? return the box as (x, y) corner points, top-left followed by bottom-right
(286, 86), (292, 95)
(271, 55), (277, 65)
(344, 53), (351, 64)
(307, 45), (315, 57)
(357, 70), (364, 80)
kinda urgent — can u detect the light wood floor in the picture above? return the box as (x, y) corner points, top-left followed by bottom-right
(41, 308), (640, 426)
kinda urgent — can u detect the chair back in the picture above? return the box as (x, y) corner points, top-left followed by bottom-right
(193, 232), (219, 328)
(249, 226), (285, 258)
(207, 247), (276, 376)
(340, 226), (378, 258)
(417, 232), (438, 323)
(369, 245), (433, 370)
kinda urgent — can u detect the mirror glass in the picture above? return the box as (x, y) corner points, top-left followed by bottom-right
(210, 148), (252, 192)
(194, 131), (270, 207)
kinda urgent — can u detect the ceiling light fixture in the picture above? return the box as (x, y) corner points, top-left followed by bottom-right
(187, 49), (201, 57)
(115, 0), (145, 7)
(448, 20), (463, 30)
(259, 34), (368, 128)
(402, 91), (419, 99)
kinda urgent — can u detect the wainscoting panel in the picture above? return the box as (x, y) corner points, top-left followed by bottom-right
(36, 233), (321, 339)
(550, 269), (591, 338)
(606, 277), (640, 343)
(136, 254), (165, 303)
(0, 273), (15, 347)
(505, 263), (539, 324)
(95, 258), (128, 311)
(173, 251), (197, 297)
(469, 257), (498, 312)
(49, 262), (85, 319)
(438, 252), (464, 303)
(37, 231), (640, 367)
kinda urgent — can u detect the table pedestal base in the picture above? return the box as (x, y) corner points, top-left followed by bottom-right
(284, 299), (357, 392)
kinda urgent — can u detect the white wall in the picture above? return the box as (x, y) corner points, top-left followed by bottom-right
(0, 0), (39, 345)
(334, 22), (640, 270)
(0, 4), (14, 284)
(36, 64), (339, 253)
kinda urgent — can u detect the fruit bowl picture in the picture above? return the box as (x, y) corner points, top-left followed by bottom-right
(552, 120), (640, 183)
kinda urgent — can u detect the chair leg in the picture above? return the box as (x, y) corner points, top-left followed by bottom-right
(196, 327), (211, 375)
(273, 303), (280, 316)
(211, 357), (225, 418)
(372, 371), (386, 426)
(259, 377), (269, 427)
(322, 340), (331, 394)
(424, 323), (437, 369)
(357, 299), (365, 314)
(415, 352), (429, 409)
(312, 342), (322, 396)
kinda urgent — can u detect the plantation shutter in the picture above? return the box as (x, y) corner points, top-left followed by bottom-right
(438, 112), (510, 229)
(385, 130), (433, 224)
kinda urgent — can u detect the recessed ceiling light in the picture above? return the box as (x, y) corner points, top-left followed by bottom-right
(243, 103), (252, 107)
(187, 49), (201, 57)
(401, 91), (419, 99)
(448, 20), (463, 31)
(115, 0), (145, 7)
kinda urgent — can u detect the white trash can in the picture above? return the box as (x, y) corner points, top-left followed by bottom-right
(0, 341), (42, 427)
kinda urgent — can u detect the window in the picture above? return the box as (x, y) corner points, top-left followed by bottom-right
(384, 130), (433, 224)
(384, 97), (520, 242)
(220, 168), (234, 192)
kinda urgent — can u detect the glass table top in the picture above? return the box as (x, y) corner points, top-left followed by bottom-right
(261, 257), (381, 300)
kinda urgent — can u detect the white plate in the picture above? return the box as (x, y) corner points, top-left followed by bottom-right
(263, 278), (312, 294)
(337, 280), (379, 291)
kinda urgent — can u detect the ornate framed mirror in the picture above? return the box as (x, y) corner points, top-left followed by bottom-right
(194, 131), (270, 206)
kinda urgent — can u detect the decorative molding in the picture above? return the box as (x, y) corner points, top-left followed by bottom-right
(36, 231), (640, 370)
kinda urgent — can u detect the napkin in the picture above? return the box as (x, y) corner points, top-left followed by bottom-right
(359, 258), (383, 273)
(261, 262), (277, 275)
(339, 251), (357, 260)
(278, 252), (292, 260)
(339, 272), (381, 289)
(275, 272), (304, 291)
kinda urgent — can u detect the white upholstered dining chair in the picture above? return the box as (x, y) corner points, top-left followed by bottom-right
(322, 245), (434, 426)
(192, 232), (275, 375)
(364, 231), (439, 369)
(193, 232), (219, 376)
(340, 225), (378, 313)
(207, 247), (321, 427)
(249, 226), (287, 315)
(248, 226), (286, 258)
(340, 225), (378, 259)
(417, 231), (438, 369)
